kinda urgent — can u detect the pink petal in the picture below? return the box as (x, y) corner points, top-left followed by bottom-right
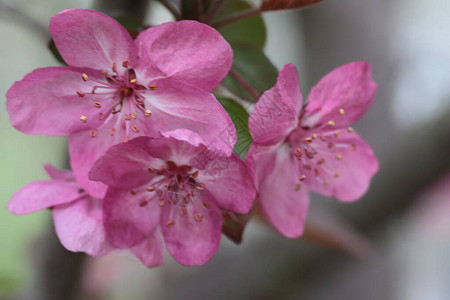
(160, 197), (222, 266)
(103, 187), (160, 248)
(304, 62), (378, 128)
(142, 78), (236, 155)
(7, 181), (82, 215)
(196, 153), (255, 214)
(131, 232), (165, 268)
(135, 21), (232, 90)
(53, 196), (115, 256)
(252, 143), (310, 238)
(249, 64), (301, 146)
(303, 130), (379, 202)
(44, 164), (74, 181)
(50, 9), (136, 70)
(6, 67), (105, 136)
(89, 137), (158, 189)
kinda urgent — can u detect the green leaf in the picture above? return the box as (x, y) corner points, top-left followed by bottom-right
(222, 210), (253, 244)
(215, 0), (266, 48)
(222, 43), (278, 102)
(217, 97), (252, 159)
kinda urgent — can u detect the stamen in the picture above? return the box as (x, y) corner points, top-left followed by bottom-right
(109, 128), (115, 136)
(147, 186), (155, 192)
(129, 79), (137, 84)
(328, 120), (335, 126)
(130, 190), (136, 195)
(194, 213), (203, 222)
(131, 112), (137, 119)
(122, 59), (130, 68)
(166, 220), (175, 227)
(334, 131), (340, 138)
(304, 137), (313, 144)
(144, 109), (152, 117)
(191, 171), (199, 179)
(294, 148), (302, 159)
(334, 173), (340, 178)
(76, 90), (85, 97)
(101, 70), (108, 76)
(80, 116), (87, 123)
(148, 84), (158, 90)
(339, 108), (345, 115)
(89, 129), (98, 137)
(82, 73), (89, 81)
(318, 158), (325, 165)
(122, 136), (129, 143)
(148, 167), (155, 173)
(314, 168), (320, 176)
(139, 200), (148, 207)
(112, 62), (117, 73)
(203, 201), (210, 209)
(351, 144), (357, 151)
(323, 181), (329, 187)
(304, 164), (312, 170)
(295, 184), (302, 191)
(98, 113), (105, 120)
(159, 199), (165, 207)
(124, 114), (131, 121)
(312, 133), (318, 139)
(180, 207), (187, 217)
(336, 154), (343, 160)
(348, 127), (354, 133)
(196, 183), (205, 190)
(131, 125), (140, 133)
(299, 174), (306, 181)
(93, 102), (101, 108)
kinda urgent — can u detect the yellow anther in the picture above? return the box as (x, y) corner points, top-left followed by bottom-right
(328, 120), (335, 126)
(145, 109), (152, 117)
(299, 174), (306, 181)
(82, 73), (89, 81)
(148, 84), (158, 90)
(334, 173), (340, 178)
(129, 79), (137, 84)
(336, 154), (342, 160)
(348, 127), (354, 133)
(304, 137), (313, 144)
(131, 112), (137, 119)
(80, 116), (87, 123)
(312, 133), (318, 139)
(339, 108), (345, 115)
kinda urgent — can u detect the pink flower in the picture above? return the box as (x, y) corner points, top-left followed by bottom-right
(248, 62), (379, 238)
(7, 164), (165, 267)
(89, 130), (256, 266)
(6, 9), (235, 199)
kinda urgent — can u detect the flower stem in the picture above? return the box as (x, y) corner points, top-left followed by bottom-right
(212, 7), (262, 28)
(229, 68), (260, 100)
(202, 0), (225, 24)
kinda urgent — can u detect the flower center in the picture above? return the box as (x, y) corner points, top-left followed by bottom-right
(288, 110), (357, 191)
(76, 59), (158, 143)
(136, 161), (210, 227)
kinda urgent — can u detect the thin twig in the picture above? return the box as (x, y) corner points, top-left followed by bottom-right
(229, 68), (260, 100)
(203, 0), (225, 24)
(212, 8), (262, 28)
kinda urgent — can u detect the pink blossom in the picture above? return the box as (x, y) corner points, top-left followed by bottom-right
(248, 62), (379, 238)
(89, 130), (256, 266)
(7, 164), (165, 267)
(7, 164), (115, 257)
(6, 9), (235, 199)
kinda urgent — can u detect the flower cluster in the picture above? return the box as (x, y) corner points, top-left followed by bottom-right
(6, 9), (378, 266)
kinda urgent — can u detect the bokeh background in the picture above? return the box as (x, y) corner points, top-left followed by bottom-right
(1, 0), (450, 299)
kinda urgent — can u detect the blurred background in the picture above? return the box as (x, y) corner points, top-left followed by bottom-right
(1, 0), (450, 299)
